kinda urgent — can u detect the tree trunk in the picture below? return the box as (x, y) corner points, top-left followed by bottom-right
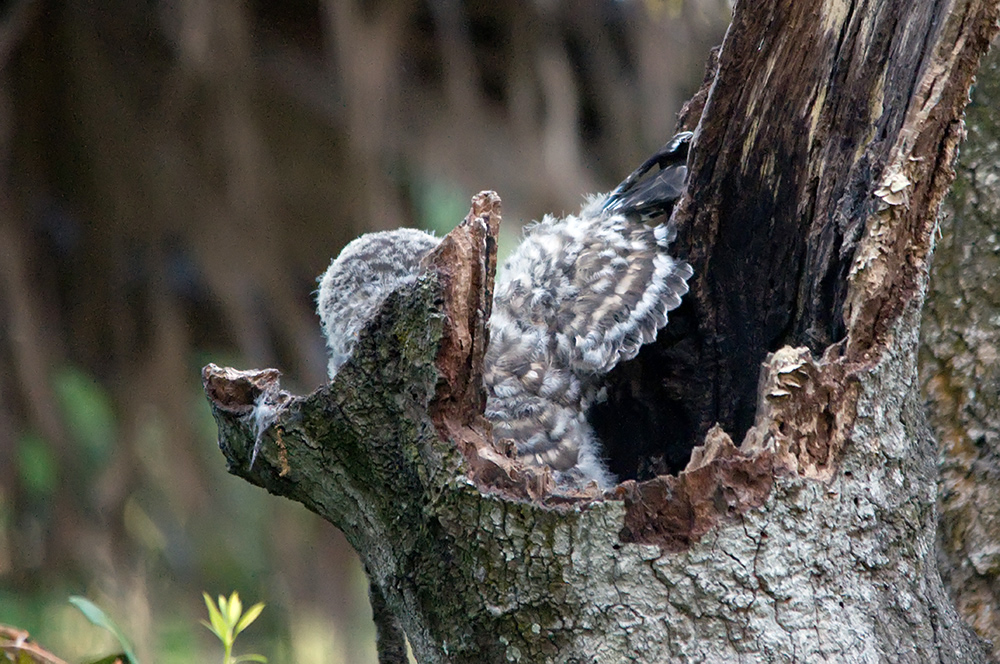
(921, 40), (1000, 660)
(204, 1), (1000, 661)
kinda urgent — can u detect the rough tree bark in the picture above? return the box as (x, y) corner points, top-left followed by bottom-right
(204, 1), (999, 662)
(921, 42), (1000, 659)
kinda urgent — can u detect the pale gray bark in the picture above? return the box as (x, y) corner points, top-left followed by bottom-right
(204, 1), (1000, 662)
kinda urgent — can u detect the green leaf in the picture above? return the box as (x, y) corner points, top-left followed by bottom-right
(226, 592), (242, 627)
(199, 619), (220, 640)
(68, 597), (139, 664)
(231, 655), (268, 663)
(217, 594), (229, 622)
(202, 593), (227, 640)
(234, 603), (264, 636)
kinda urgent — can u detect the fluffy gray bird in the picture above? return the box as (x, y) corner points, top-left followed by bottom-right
(318, 133), (693, 488)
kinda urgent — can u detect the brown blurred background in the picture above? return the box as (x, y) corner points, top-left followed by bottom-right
(0, 0), (729, 661)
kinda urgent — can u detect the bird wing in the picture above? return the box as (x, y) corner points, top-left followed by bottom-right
(602, 165), (688, 221)
(603, 130), (692, 221)
(561, 212), (693, 374)
(488, 204), (692, 385)
(484, 206), (691, 486)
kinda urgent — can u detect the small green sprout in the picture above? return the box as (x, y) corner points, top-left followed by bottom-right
(68, 596), (138, 664)
(200, 592), (266, 664)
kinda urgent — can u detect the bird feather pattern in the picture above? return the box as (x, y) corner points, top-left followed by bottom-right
(484, 197), (692, 488)
(317, 133), (693, 489)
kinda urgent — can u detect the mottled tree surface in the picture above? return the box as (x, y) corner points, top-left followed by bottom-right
(922, 44), (1000, 660)
(205, 1), (1000, 662)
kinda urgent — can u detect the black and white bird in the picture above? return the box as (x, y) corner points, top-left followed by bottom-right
(317, 132), (693, 489)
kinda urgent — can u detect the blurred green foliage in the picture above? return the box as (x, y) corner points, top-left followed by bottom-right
(53, 367), (116, 468)
(413, 176), (470, 237)
(16, 434), (58, 498)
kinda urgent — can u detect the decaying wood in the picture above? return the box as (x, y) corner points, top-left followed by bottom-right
(204, 1), (1000, 661)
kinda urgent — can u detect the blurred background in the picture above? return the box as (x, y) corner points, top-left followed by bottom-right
(0, 0), (730, 661)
